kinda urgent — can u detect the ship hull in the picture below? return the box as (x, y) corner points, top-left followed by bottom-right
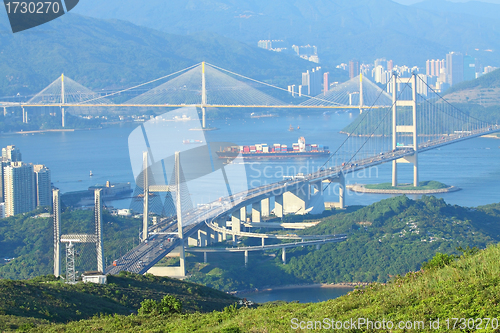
(216, 151), (329, 159)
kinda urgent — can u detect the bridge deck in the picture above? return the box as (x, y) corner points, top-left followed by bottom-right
(106, 126), (500, 276)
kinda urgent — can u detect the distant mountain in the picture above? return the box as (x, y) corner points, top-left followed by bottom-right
(0, 12), (329, 99)
(73, 0), (500, 67)
(412, 0), (500, 21)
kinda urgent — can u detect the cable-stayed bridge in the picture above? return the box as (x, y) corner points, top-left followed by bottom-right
(32, 62), (498, 277)
(3, 62), (391, 128)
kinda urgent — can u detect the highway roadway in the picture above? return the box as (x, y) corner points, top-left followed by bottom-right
(106, 126), (500, 275)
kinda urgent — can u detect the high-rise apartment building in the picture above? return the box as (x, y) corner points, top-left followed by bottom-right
(463, 55), (476, 81)
(0, 202), (5, 218)
(2, 145), (22, 162)
(3, 162), (36, 217)
(349, 60), (360, 79)
(425, 59), (446, 77)
(34, 165), (52, 208)
(257, 40), (272, 50)
(374, 58), (387, 70)
(387, 60), (394, 72)
(323, 72), (329, 95)
(0, 160), (7, 203)
(301, 67), (323, 96)
(446, 52), (464, 86)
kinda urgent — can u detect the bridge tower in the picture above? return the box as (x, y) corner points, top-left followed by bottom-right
(391, 73), (418, 187)
(174, 151), (186, 276)
(53, 189), (61, 277)
(142, 151), (149, 242)
(61, 74), (66, 128)
(201, 62), (207, 129)
(359, 73), (364, 113)
(53, 189), (105, 281)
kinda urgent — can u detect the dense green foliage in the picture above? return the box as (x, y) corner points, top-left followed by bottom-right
(0, 272), (237, 331)
(364, 180), (449, 190)
(0, 208), (141, 279)
(138, 295), (183, 316)
(20, 244), (500, 332)
(188, 196), (500, 291)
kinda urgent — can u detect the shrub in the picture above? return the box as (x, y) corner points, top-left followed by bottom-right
(138, 295), (182, 316)
(421, 252), (455, 271)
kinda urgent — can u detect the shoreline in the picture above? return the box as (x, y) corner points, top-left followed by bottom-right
(347, 184), (461, 194)
(231, 282), (367, 295)
(1, 128), (102, 136)
(482, 134), (500, 139)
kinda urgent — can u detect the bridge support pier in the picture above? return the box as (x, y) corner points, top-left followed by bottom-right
(327, 173), (345, 209)
(282, 247), (286, 264)
(244, 250), (248, 266)
(232, 207), (245, 244)
(252, 202), (261, 222)
(197, 229), (208, 247)
(274, 195), (284, 218)
(262, 238), (265, 247)
(283, 191), (306, 215)
(204, 252), (207, 264)
(261, 198), (270, 217)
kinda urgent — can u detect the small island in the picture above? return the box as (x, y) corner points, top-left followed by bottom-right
(348, 180), (461, 194)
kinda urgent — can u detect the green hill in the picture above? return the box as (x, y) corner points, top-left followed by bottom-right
(0, 13), (335, 100)
(442, 69), (500, 107)
(4, 196), (500, 296)
(0, 272), (238, 332)
(187, 196), (500, 291)
(21, 243), (500, 332)
(74, 0), (500, 66)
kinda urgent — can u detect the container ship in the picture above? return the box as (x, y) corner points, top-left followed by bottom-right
(216, 137), (329, 159)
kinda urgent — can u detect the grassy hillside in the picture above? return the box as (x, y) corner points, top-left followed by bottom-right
(442, 69), (500, 107)
(0, 272), (238, 332)
(445, 68), (500, 95)
(23, 243), (500, 332)
(187, 196), (500, 291)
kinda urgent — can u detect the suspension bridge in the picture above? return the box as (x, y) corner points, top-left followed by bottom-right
(40, 62), (499, 279)
(2, 62), (389, 128)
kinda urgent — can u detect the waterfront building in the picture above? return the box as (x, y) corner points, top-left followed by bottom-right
(2, 145), (22, 162)
(34, 165), (52, 207)
(3, 162), (36, 217)
(301, 67), (323, 96)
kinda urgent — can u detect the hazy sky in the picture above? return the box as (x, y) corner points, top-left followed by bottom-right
(394, 0), (500, 4)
